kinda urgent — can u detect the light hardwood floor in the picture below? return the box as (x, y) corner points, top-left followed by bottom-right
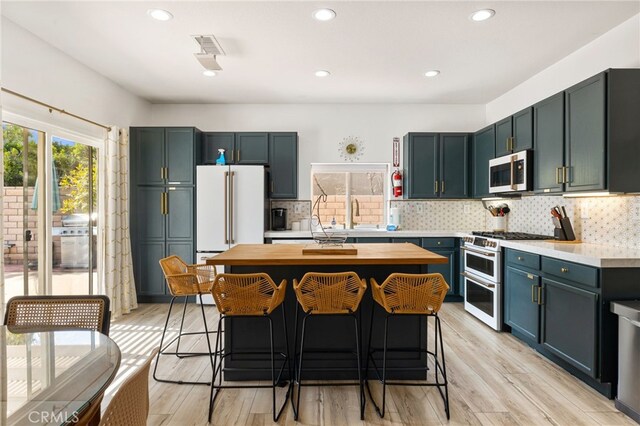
(101, 303), (634, 425)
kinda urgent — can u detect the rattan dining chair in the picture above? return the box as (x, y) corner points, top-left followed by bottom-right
(4, 295), (111, 335)
(291, 271), (367, 421)
(208, 272), (290, 423)
(98, 348), (159, 426)
(365, 272), (450, 419)
(155, 255), (217, 386)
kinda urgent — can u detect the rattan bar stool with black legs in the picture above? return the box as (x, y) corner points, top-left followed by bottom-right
(291, 271), (367, 421)
(207, 273), (291, 423)
(154, 255), (217, 386)
(365, 272), (450, 420)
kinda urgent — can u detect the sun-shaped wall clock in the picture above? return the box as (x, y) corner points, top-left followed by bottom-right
(338, 136), (365, 162)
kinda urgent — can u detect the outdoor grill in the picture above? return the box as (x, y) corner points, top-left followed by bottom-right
(52, 214), (92, 269)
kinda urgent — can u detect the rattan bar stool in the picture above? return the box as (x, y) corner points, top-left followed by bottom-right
(365, 272), (450, 419)
(291, 271), (367, 421)
(154, 255), (217, 386)
(208, 273), (291, 423)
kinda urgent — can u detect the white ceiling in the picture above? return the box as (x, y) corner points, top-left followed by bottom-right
(3, 1), (639, 104)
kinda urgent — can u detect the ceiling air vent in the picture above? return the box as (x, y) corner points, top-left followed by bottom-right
(192, 35), (225, 71)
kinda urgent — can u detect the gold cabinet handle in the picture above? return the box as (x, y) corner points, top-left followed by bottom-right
(531, 284), (536, 303)
(161, 167), (164, 180)
(237, 149), (240, 163)
(561, 267), (569, 273)
(556, 167), (562, 184)
(563, 167), (569, 184)
(518, 256), (524, 261)
(271, 180), (275, 194)
(527, 273), (534, 280)
(441, 180), (445, 194)
(538, 286), (543, 305)
(437, 241), (441, 245)
(434, 180), (438, 194)
(224, 171), (229, 244)
(230, 149), (234, 163)
(161, 192), (168, 215)
(160, 192), (164, 214)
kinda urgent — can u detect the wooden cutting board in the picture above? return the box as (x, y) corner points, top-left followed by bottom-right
(302, 244), (358, 255)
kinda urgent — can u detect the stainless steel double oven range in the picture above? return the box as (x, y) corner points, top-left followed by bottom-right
(460, 232), (550, 331)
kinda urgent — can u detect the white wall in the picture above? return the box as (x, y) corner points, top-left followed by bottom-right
(1, 17), (150, 135)
(486, 13), (640, 123)
(148, 103), (485, 199)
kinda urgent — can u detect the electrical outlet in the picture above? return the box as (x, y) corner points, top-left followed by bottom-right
(416, 204), (424, 214)
(463, 204), (471, 214)
(294, 204), (303, 214)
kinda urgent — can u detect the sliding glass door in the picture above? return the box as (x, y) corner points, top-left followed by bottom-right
(2, 118), (102, 301)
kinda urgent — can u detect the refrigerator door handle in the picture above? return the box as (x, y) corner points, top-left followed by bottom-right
(224, 171), (229, 244)
(230, 171), (235, 244)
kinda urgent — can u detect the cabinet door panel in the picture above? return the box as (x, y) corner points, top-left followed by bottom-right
(425, 249), (456, 295)
(133, 128), (165, 185)
(136, 241), (166, 296)
(268, 133), (298, 199)
(440, 134), (469, 198)
(404, 133), (438, 199)
(504, 267), (540, 342)
(472, 125), (495, 198)
(534, 93), (564, 193)
(495, 117), (513, 157)
(565, 73), (606, 192)
(136, 187), (165, 240)
(167, 241), (194, 265)
(541, 278), (598, 377)
(166, 187), (194, 241)
(513, 107), (533, 152)
(202, 132), (235, 165)
(236, 132), (269, 164)
(166, 128), (195, 184)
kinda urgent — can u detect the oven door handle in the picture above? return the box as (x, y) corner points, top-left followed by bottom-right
(460, 246), (496, 257)
(460, 272), (496, 289)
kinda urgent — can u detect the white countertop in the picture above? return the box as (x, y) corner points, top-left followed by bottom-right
(265, 230), (640, 268)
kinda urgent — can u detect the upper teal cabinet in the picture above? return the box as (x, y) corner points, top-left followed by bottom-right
(533, 92), (565, 193)
(131, 127), (198, 186)
(202, 132), (235, 164)
(236, 132), (269, 164)
(268, 132), (298, 199)
(563, 69), (640, 194)
(403, 133), (469, 199)
(201, 132), (270, 165)
(495, 107), (533, 157)
(472, 125), (495, 198)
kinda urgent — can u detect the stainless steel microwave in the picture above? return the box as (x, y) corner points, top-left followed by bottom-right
(489, 150), (532, 194)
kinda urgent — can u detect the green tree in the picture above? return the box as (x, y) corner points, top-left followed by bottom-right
(59, 146), (97, 214)
(2, 124), (38, 186)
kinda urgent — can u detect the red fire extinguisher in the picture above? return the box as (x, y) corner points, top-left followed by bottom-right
(392, 168), (403, 197)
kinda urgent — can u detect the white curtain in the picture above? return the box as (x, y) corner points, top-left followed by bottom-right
(0, 96), (5, 321)
(104, 127), (137, 318)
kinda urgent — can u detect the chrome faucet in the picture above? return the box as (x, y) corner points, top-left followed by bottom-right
(350, 198), (360, 229)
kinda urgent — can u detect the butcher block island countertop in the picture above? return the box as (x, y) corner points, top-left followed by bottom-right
(205, 243), (448, 266)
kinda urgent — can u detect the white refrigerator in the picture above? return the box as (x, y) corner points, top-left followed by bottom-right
(196, 165), (266, 303)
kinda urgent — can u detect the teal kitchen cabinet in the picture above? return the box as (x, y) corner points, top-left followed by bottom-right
(403, 133), (469, 199)
(541, 277), (598, 378)
(472, 125), (495, 198)
(533, 92), (565, 193)
(131, 127), (198, 186)
(403, 133), (438, 199)
(504, 265), (541, 343)
(236, 132), (269, 164)
(562, 69), (640, 194)
(421, 238), (458, 296)
(130, 127), (198, 302)
(268, 132), (298, 199)
(202, 132), (235, 164)
(495, 108), (533, 158)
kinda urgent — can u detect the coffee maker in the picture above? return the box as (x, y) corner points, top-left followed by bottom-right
(271, 208), (287, 231)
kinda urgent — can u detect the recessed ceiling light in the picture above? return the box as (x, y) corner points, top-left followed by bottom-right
(470, 9), (495, 22)
(147, 9), (173, 21)
(313, 9), (336, 21)
(203, 70), (217, 77)
(424, 70), (440, 78)
(315, 70), (331, 77)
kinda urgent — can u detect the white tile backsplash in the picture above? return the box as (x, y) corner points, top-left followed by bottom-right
(274, 195), (640, 249)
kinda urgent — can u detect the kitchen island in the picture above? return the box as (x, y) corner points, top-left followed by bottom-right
(206, 243), (447, 381)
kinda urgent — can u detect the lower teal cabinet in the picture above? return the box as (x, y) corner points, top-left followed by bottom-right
(541, 277), (598, 378)
(428, 248), (456, 295)
(504, 266), (540, 342)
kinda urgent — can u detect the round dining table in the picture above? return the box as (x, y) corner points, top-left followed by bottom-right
(0, 326), (121, 426)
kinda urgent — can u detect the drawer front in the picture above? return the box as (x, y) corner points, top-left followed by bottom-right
(541, 257), (599, 288)
(505, 249), (540, 271)
(422, 238), (456, 249)
(393, 238), (421, 245)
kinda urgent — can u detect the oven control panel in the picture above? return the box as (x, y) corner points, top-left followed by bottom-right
(462, 236), (498, 248)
